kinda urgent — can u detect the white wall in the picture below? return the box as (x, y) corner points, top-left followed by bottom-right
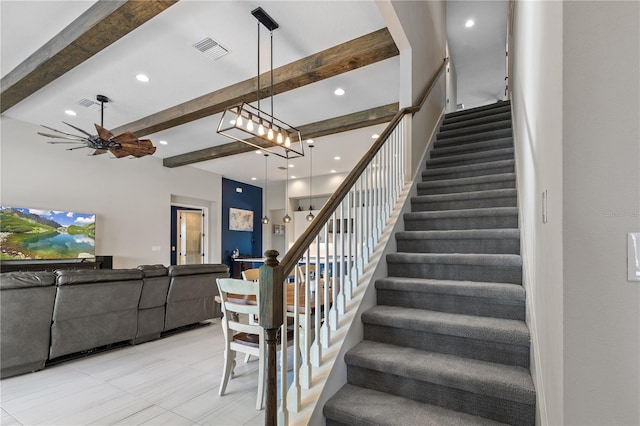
(1, 117), (223, 269)
(513, 1), (640, 425)
(510, 1), (564, 424)
(562, 2), (639, 425)
(379, 0), (447, 177)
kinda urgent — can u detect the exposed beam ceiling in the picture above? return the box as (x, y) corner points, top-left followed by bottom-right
(0, 0), (178, 113)
(112, 28), (398, 138)
(163, 103), (399, 168)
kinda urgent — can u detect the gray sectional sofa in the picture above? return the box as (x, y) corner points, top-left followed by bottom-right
(0, 263), (229, 379)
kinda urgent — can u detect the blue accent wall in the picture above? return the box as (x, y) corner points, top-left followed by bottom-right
(221, 178), (263, 271)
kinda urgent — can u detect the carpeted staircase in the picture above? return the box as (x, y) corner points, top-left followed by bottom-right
(323, 100), (536, 425)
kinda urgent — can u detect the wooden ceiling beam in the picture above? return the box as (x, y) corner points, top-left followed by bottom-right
(112, 28), (399, 137)
(162, 103), (399, 168)
(1, 0), (178, 113)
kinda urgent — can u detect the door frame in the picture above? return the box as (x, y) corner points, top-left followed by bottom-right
(170, 203), (209, 265)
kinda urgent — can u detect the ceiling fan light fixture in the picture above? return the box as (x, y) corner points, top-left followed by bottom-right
(38, 94), (156, 159)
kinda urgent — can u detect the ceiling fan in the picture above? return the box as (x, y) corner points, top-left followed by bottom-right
(38, 95), (156, 158)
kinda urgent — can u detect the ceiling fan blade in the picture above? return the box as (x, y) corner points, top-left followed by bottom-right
(62, 121), (94, 138)
(108, 147), (129, 158)
(137, 140), (156, 155)
(91, 149), (108, 156)
(112, 131), (138, 145)
(41, 125), (86, 139)
(95, 124), (114, 141)
(46, 141), (86, 144)
(37, 132), (86, 141)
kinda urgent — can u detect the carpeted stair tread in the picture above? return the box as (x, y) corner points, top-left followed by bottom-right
(376, 277), (525, 302)
(387, 252), (522, 268)
(395, 229), (520, 254)
(420, 173), (515, 188)
(386, 253), (522, 284)
(324, 384), (508, 426)
(345, 340), (535, 405)
(431, 128), (513, 147)
(426, 148), (515, 168)
(443, 105), (511, 127)
(445, 100), (510, 120)
(362, 306), (530, 346)
(440, 112), (512, 133)
(396, 229), (519, 242)
(418, 173), (516, 195)
(437, 120), (512, 141)
(411, 188), (518, 211)
(403, 207), (519, 231)
(431, 138), (514, 157)
(423, 160), (515, 180)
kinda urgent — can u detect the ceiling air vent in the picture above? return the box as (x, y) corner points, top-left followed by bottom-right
(193, 36), (229, 61)
(76, 98), (107, 112)
(277, 166), (288, 170)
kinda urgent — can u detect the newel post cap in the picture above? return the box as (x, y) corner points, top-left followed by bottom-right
(258, 250), (284, 329)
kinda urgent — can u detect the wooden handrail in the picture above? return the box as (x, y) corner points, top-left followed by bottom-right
(279, 57), (449, 275)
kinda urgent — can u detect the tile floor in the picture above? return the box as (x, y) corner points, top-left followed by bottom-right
(0, 321), (266, 425)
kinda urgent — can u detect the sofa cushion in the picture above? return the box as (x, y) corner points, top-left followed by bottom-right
(137, 264), (168, 278)
(0, 271), (56, 289)
(55, 269), (143, 285)
(168, 264), (229, 277)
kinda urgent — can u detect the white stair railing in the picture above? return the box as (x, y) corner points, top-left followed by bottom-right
(259, 58), (449, 426)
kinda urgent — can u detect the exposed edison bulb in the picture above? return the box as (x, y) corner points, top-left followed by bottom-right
(262, 216), (270, 224)
(306, 212), (314, 221)
(277, 132), (283, 144)
(236, 114), (243, 127)
(267, 128), (274, 140)
(284, 136), (291, 147)
(258, 122), (265, 136)
(246, 119), (254, 131)
(283, 214), (291, 223)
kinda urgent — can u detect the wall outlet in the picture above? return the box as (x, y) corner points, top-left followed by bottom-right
(628, 233), (640, 281)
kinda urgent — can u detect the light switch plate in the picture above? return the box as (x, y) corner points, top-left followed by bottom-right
(629, 233), (640, 281)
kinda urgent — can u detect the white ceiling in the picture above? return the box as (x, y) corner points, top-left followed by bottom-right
(446, 0), (509, 109)
(1, 1), (506, 185)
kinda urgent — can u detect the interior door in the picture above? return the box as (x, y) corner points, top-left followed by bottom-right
(177, 209), (204, 265)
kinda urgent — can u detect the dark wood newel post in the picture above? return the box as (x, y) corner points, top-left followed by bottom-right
(259, 249), (284, 426)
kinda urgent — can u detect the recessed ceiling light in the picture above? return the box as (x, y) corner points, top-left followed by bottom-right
(330, 170), (336, 173)
(291, 175), (296, 179)
(251, 177), (257, 181)
(371, 133), (379, 139)
(255, 150), (262, 154)
(159, 140), (168, 145)
(64, 110), (77, 116)
(334, 88), (345, 96)
(334, 156), (341, 160)
(306, 139), (314, 144)
(465, 19), (475, 28)
(289, 164), (294, 168)
(136, 74), (150, 82)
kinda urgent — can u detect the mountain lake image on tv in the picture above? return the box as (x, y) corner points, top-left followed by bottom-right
(0, 206), (95, 260)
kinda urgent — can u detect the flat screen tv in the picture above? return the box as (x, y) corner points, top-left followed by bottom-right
(0, 206), (95, 261)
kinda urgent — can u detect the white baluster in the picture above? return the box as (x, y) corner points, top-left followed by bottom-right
(310, 235), (322, 367)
